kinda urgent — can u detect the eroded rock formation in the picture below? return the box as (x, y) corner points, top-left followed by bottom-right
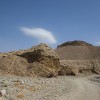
(58, 60), (100, 75)
(0, 40), (100, 77)
(0, 44), (60, 77)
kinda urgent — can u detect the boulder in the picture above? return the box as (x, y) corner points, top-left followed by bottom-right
(18, 43), (60, 77)
(58, 60), (79, 76)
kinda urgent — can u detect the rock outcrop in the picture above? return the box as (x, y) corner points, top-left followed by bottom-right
(58, 60), (100, 75)
(0, 44), (60, 77)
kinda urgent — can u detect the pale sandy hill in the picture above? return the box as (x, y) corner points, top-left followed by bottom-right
(56, 44), (100, 60)
(56, 40), (100, 75)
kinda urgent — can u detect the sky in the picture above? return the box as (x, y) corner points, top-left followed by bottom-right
(0, 0), (100, 52)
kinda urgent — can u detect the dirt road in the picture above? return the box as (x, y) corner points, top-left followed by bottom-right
(58, 76), (100, 100)
(39, 75), (100, 100)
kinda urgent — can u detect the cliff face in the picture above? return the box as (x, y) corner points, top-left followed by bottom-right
(0, 44), (60, 77)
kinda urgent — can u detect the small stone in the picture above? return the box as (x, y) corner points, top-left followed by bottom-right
(20, 80), (24, 85)
(0, 89), (6, 96)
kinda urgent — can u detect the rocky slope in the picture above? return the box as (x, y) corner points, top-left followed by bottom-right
(56, 40), (100, 60)
(0, 43), (60, 77)
(56, 40), (100, 75)
(0, 40), (100, 77)
(58, 60), (100, 75)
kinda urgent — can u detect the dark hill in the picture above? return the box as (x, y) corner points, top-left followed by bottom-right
(57, 40), (93, 48)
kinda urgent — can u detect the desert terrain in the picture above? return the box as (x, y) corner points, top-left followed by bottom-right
(0, 75), (100, 100)
(0, 40), (100, 100)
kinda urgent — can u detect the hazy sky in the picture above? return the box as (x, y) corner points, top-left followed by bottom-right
(0, 0), (100, 52)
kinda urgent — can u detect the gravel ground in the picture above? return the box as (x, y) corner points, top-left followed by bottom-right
(89, 76), (100, 84)
(0, 75), (100, 100)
